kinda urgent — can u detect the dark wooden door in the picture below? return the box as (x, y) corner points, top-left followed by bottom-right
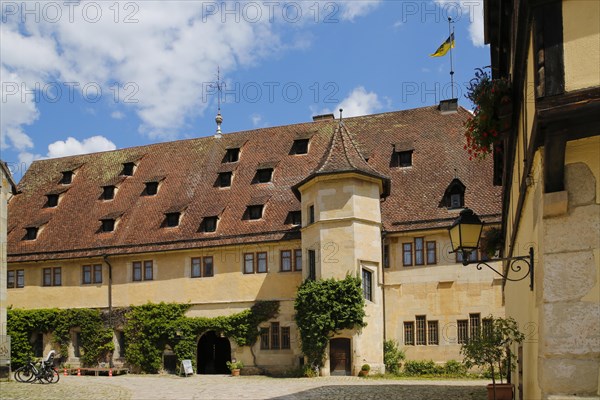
(329, 338), (351, 376)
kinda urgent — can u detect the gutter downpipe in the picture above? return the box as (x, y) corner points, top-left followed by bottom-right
(103, 255), (114, 368)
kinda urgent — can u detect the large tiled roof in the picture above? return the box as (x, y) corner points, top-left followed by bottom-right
(7, 106), (501, 262)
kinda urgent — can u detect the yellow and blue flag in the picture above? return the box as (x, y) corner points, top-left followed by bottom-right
(430, 33), (455, 57)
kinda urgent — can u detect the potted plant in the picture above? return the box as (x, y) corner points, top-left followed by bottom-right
(464, 67), (512, 160)
(358, 364), (370, 377)
(226, 359), (244, 376)
(479, 227), (504, 258)
(461, 316), (525, 400)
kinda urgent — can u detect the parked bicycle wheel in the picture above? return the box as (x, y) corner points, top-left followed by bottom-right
(43, 367), (60, 383)
(14, 365), (35, 383)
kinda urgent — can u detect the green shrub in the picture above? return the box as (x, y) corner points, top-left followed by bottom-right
(361, 364), (370, 371)
(383, 340), (405, 375)
(403, 359), (443, 375)
(444, 359), (467, 376)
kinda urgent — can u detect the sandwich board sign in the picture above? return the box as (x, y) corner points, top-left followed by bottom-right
(181, 360), (193, 376)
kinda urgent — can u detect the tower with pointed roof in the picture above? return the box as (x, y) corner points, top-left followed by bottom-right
(293, 112), (390, 375)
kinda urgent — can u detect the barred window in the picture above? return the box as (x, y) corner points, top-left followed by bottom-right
(404, 321), (415, 345)
(428, 321), (439, 345)
(362, 269), (373, 302)
(469, 313), (481, 339)
(260, 328), (269, 350)
(483, 318), (493, 339)
(271, 322), (280, 350)
(415, 316), (426, 345)
(281, 327), (291, 349)
(457, 320), (469, 344)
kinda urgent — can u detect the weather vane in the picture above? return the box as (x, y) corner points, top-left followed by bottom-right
(211, 66), (226, 137)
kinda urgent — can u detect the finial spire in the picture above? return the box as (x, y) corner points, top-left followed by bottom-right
(213, 66), (225, 138)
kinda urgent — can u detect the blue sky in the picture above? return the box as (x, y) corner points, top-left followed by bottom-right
(1, 1), (489, 182)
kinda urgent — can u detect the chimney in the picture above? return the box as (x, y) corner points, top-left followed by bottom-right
(439, 98), (458, 114)
(312, 113), (335, 122)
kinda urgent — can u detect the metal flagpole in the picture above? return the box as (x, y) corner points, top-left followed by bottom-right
(448, 17), (455, 99)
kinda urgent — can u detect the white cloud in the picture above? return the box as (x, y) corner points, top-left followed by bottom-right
(340, 1), (383, 21)
(318, 86), (383, 118)
(251, 114), (263, 127)
(47, 136), (117, 159)
(393, 20), (404, 29)
(111, 111), (125, 120)
(0, 67), (38, 151)
(434, 0), (485, 47)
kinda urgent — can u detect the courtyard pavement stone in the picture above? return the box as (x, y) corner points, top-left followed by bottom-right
(0, 374), (487, 400)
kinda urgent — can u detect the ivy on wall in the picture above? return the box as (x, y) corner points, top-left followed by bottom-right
(7, 308), (114, 368)
(294, 276), (366, 370)
(7, 301), (279, 373)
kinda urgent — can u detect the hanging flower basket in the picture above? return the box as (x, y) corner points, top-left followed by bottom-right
(464, 68), (512, 160)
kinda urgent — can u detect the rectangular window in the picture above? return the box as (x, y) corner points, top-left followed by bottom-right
(414, 238), (424, 265)
(102, 185), (115, 200)
(122, 162), (135, 176)
(217, 172), (232, 188)
(362, 268), (373, 302)
(469, 313), (481, 339)
(415, 315), (426, 345)
(118, 331), (126, 358)
(25, 227), (38, 240)
(271, 322), (280, 350)
(260, 328), (270, 350)
(426, 241), (437, 264)
(281, 327), (291, 350)
(404, 322), (415, 345)
(257, 252), (268, 273)
(46, 194), (59, 207)
(244, 253), (254, 274)
(43, 267), (61, 286)
(393, 151), (413, 167)
(165, 212), (180, 227)
(281, 250), (292, 272)
(254, 168), (273, 183)
(403, 243), (413, 266)
(294, 249), (302, 271)
(144, 261), (153, 280)
(308, 250), (316, 280)
(308, 205), (315, 224)
(247, 205), (263, 220)
(17, 270), (24, 288)
(201, 217), (218, 233)
(223, 148), (240, 163)
(101, 219), (115, 232)
(7, 270), (15, 288)
(133, 261), (142, 281)
(60, 171), (73, 184)
(191, 257), (202, 278)
(457, 320), (469, 344)
(482, 318), (493, 339)
(290, 139), (309, 155)
(93, 265), (102, 283)
(74, 332), (82, 358)
(383, 245), (390, 268)
(288, 211), (301, 225)
(428, 321), (439, 345)
(144, 182), (159, 196)
(203, 256), (214, 277)
(82, 265), (92, 284)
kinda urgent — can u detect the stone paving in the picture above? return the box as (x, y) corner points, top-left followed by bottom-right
(0, 374), (487, 400)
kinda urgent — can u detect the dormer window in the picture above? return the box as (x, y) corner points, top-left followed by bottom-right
(121, 162), (135, 176)
(24, 227), (38, 240)
(392, 150), (413, 167)
(165, 212), (181, 227)
(60, 171), (73, 184)
(254, 168), (273, 184)
(144, 182), (159, 196)
(246, 205), (263, 220)
(46, 194), (59, 208)
(217, 172), (232, 188)
(223, 148), (240, 163)
(200, 216), (218, 233)
(290, 139), (309, 155)
(440, 178), (466, 209)
(100, 219), (115, 232)
(286, 211), (302, 225)
(102, 186), (116, 200)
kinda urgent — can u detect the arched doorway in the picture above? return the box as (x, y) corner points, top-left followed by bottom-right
(329, 338), (351, 376)
(197, 331), (231, 374)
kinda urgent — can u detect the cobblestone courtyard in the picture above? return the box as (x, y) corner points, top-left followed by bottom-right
(1, 375), (487, 400)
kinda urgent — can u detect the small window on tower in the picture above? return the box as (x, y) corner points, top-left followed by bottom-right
(223, 148), (240, 163)
(290, 139), (309, 155)
(60, 171), (73, 184)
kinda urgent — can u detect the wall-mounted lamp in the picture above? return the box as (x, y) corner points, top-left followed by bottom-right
(448, 208), (534, 291)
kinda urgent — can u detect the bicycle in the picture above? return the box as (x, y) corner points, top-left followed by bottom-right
(14, 351), (59, 384)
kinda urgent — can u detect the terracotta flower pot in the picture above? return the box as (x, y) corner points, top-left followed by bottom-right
(358, 370), (369, 377)
(486, 383), (514, 400)
(231, 369), (240, 376)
